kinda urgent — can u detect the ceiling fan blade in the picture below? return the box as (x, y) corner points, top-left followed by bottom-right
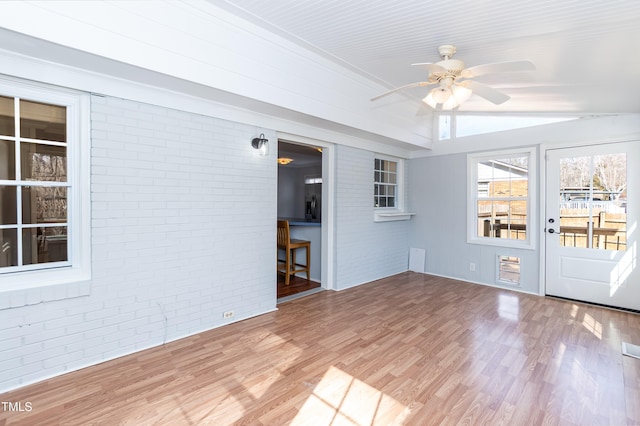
(458, 80), (510, 104)
(411, 62), (447, 75)
(370, 81), (435, 101)
(460, 60), (535, 79)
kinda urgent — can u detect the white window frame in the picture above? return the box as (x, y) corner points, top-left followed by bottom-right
(374, 155), (403, 210)
(467, 147), (536, 250)
(436, 112), (581, 141)
(0, 76), (91, 303)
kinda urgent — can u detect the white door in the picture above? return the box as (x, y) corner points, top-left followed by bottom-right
(545, 141), (640, 310)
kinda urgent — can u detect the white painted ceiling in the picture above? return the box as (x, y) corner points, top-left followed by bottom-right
(218, 0), (640, 114)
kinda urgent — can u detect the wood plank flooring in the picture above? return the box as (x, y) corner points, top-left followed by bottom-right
(277, 275), (321, 298)
(1, 272), (640, 425)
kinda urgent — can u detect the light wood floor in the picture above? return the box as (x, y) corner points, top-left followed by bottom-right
(1, 272), (640, 425)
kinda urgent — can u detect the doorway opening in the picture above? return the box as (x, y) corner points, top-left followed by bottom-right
(277, 140), (324, 300)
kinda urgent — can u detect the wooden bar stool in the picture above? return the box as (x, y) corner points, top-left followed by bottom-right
(277, 220), (310, 285)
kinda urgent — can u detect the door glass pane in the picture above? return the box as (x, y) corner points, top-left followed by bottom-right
(0, 96), (14, 137)
(558, 154), (626, 250)
(22, 226), (68, 265)
(592, 154), (626, 251)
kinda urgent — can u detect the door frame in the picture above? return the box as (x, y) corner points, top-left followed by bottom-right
(277, 132), (336, 291)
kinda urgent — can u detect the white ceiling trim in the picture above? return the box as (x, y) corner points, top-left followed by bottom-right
(0, 0), (434, 149)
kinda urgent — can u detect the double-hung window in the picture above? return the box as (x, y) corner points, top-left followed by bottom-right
(467, 148), (536, 249)
(1, 96), (69, 269)
(0, 77), (90, 298)
(374, 158), (398, 208)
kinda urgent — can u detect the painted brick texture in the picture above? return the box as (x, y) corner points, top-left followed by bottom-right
(0, 95), (277, 392)
(334, 146), (410, 289)
(0, 95), (412, 393)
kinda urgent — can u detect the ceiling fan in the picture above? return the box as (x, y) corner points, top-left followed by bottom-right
(371, 44), (535, 110)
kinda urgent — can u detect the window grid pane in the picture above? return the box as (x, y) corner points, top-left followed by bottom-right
(20, 99), (66, 142)
(0, 140), (16, 180)
(0, 228), (17, 267)
(20, 143), (67, 182)
(22, 226), (68, 265)
(374, 159), (398, 208)
(0, 95), (14, 137)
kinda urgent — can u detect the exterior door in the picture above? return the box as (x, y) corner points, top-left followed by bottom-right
(545, 141), (640, 310)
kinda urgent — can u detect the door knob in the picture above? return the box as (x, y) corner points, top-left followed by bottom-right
(548, 218), (555, 223)
(548, 228), (555, 233)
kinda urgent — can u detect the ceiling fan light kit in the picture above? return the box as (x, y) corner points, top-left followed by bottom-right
(423, 76), (473, 109)
(371, 44), (535, 110)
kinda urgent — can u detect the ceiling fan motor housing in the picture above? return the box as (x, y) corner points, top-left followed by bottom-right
(429, 58), (465, 84)
(438, 44), (457, 59)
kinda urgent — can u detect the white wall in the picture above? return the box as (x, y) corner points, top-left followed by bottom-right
(408, 152), (540, 293)
(335, 146), (410, 289)
(408, 114), (640, 295)
(0, 95), (278, 392)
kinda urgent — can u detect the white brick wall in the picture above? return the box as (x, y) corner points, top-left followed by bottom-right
(0, 95), (414, 393)
(0, 95), (277, 392)
(334, 145), (410, 290)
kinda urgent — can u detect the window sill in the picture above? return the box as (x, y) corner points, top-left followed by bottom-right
(374, 212), (416, 222)
(0, 267), (91, 310)
(467, 237), (535, 250)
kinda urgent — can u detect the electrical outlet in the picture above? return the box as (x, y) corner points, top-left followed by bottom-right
(469, 262), (476, 272)
(223, 310), (234, 319)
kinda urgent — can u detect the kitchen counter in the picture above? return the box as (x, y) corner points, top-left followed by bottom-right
(278, 217), (321, 227)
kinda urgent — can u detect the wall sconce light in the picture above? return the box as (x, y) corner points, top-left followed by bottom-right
(251, 133), (269, 156)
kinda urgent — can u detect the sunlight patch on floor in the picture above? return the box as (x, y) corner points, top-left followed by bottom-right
(498, 294), (520, 322)
(582, 313), (603, 340)
(570, 304), (579, 318)
(291, 366), (405, 425)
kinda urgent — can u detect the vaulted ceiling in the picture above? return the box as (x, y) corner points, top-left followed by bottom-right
(218, 0), (640, 114)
